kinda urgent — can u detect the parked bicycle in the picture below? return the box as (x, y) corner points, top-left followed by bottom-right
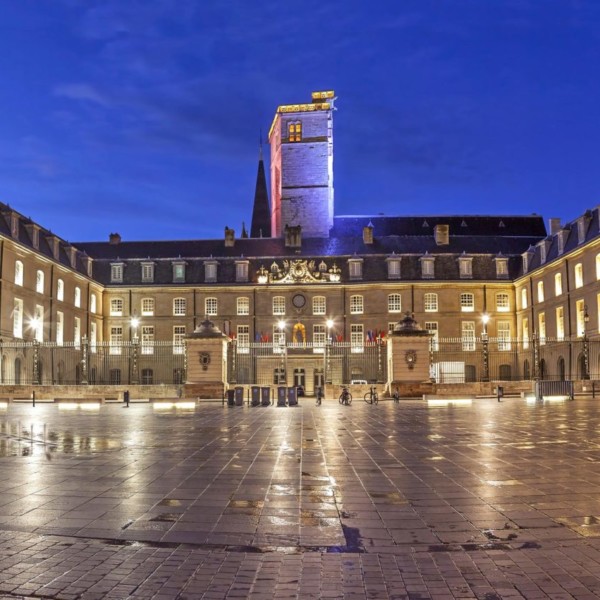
(364, 386), (379, 405)
(339, 386), (352, 405)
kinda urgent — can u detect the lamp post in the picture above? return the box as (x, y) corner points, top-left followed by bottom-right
(583, 304), (590, 380)
(481, 313), (490, 383)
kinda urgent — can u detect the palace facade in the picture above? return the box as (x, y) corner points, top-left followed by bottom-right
(0, 90), (598, 389)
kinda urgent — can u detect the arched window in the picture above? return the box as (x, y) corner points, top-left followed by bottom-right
(14, 261), (23, 286)
(36, 270), (44, 294)
(57, 278), (64, 301)
(74, 286), (81, 308)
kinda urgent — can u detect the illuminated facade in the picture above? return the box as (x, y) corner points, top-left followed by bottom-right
(0, 90), (597, 387)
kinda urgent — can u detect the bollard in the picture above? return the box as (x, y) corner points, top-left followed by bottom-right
(32, 390), (36, 407)
(497, 385), (504, 402)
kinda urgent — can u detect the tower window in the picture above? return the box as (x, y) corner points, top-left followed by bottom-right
(287, 121), (302, 142)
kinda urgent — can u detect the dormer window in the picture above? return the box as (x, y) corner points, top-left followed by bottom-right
(458, 256), (473, 279)
(348, 258), (363, 280)
(287, 121), (302, 142)
(204, 260), (217, 283)
(173, 261), (186, 283)
(495, 257), (509, 279)
(420, 256), (435, 279)
(577, 217), (587, 244)
(110, 263), (124, 283)
(10, 213), (19, 238)
(386, 257), (401, 280)
(235, 260), (249, 282)
(141, 262), (154, 283)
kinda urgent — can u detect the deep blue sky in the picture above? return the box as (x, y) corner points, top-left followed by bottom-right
(1, 0), (599, 242)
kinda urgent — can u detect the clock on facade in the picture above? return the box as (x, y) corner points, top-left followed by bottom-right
(292, 293), (306, 309)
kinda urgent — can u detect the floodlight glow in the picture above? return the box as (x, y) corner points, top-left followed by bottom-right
(427, 398), (473, 407)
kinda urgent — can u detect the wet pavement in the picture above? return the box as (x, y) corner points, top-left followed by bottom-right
(1, 396), (600, 598)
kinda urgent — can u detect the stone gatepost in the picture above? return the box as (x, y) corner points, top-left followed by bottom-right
(387, 312), (434, 398)
(185, 318), (228, 399)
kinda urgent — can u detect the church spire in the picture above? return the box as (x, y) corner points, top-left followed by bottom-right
(250, 136), (271, 238)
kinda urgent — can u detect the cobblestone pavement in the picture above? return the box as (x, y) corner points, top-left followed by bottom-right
(1, 396), (600, 598)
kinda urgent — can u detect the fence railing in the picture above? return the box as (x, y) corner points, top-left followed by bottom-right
(0, 340), (186, 386)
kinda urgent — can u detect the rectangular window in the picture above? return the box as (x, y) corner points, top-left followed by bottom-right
(351, 324), (364, 353)
(421, 258), (434, 279)
(497, 321), (511, 351)
(205, 297), (217, 316)
(173, 298), (186, 316)
(57, 278), (64, 301)
(273, 325), (285, 349)
(575, 263), (584, 289)
(141, 262), (154, 283)
(460, 293), (474, 312)
(15, 261), (23, 286)
(522, 317), (529, 350)
(237, 325), (250, 354)
(36, 270), (44, 294)
(56, 311), (64, 346)
(425, 321), (439, 351)
(111, 263), (123, 283)
(424, 293), (438, 312)
(312, 296), (326, 315)
(556, 306), (565, 341)
(273, 296), (285, 316)
(173, 262), (186, 283)
(539, 312), (546, 345)
(110, 298), (123, 316)
(596, 255), (600, 280)
(173, 326), (185, 355)
(313, 324), (326, 353)
(237, 297), (250, 316)
(204, 262), (217, 283)
(576, 300), (585, 338)
(387, 259), (401, 279)
(235, 261), (249, 282)
(74, 286), (81, 308)
(110, 326), (123, 355)
(348, 260), (363, 280)
(13, 298), (23, 338)
(90, 322), (97, 353)
(34, 304), (44, 342)
(74, 316), (81, 348)
(141, 298), (155, 316)
(141, 326), (154, 354)
(537, 281), (544, 303)
(521, 288), (528, 309)
(388, 294), (402, 313)
(90, 293), (97, 314)
(555, 273), (563, 296)
(459, 258), (473, 279)
(461, 321), (475, 351)
(496, 293), (509, 312)
(350, 295), (364, 315)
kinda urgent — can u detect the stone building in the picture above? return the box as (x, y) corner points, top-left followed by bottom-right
(0, 90), (597, 390)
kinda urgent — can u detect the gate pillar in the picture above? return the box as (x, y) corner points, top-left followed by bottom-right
(185, 318), (228, 399)
(387, 312), (433, 398)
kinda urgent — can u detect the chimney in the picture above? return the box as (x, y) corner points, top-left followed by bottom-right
(284, 224), (302, 248)
(548, 218), (561, 235)
(224, 226), (235, 247)
(109, 232), (121, 245)
(363, 223), (374, 244)
(434, 224), (449, 246)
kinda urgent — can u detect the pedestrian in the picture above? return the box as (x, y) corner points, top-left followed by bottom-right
(393, 388), (400, 403)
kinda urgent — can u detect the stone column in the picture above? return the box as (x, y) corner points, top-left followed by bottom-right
(184, 318), (228, 399)
(387, 312), (433, 398)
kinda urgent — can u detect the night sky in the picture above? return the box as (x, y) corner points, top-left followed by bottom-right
(1, 1), (599, 242)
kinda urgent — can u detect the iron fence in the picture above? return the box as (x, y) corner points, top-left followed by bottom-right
(227, 341), (387, 391)
(0, 340), (186, 385)
(432, 336), (598, 382)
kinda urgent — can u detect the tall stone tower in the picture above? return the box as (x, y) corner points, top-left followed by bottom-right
(268, 90), (335, 238)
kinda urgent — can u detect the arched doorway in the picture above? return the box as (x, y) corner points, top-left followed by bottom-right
(557, 356), (565, 381)
(577, 353), (586, 380)
(14, 357), (21, 385)
(523, 359), (531, 380)
(498, 364), (512, 381)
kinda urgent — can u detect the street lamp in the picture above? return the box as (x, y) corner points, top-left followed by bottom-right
(583, 304), (590, 380)
(481, 313), (490, 382)
(325, 319), (334, 384)
(131, 314), (140, 342)
(277, 320), (286, 384)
